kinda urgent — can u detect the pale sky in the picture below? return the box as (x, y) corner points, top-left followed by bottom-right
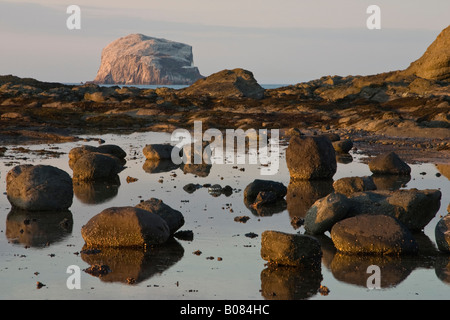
(0, 0), (449, 84)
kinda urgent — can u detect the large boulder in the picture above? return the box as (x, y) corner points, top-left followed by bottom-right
(260, 230), (322, 267)
(93, 34), (204, 85)
(330, 214), (418, 255)
(81, 206), (170, 247)
(368, 152), (411, 175)
(286, 135), (337, 180)
(6, 165), (73, 211)
(348, 189), (441, 231)
(401, 25), (450, 81)
(135, 198), (184, 235)
(181, 68), (265, 99)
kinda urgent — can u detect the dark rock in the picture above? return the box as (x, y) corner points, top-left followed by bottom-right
(6, 165), (73, 211)
(304, 192), (352, 235)
(135, 198), (184, 235)
(330, 214), (418, 255)
(332, 139), (353, 153)
(81, 206), (170, 247)
(286, 135), (337, 180)
(72, 152), (124, 181)
(244, 179), (287, 203)
(69, 144), (126, 169)
(435, 214), (450, 252)
(368, 152), (411, 175)
(181, 68), (265, 99)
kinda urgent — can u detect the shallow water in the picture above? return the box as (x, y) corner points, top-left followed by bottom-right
(0, 131), (449, 300)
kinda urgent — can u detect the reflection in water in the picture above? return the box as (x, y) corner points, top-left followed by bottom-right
(330, 253), (416, 288)
(142, 159), (179, 174)
(244, 197), (286, 217)
(286, 179), (333, 219)
(371, 174), (411, 191)
(336, 153), (353, 164)
(73, 176), (121, 205)
(260, 264), (322, 300)
(435, 255), (450, 285)
(80, 238), (184, 284)
(6, 208), (73, 247)
(181, 163), (212, 177)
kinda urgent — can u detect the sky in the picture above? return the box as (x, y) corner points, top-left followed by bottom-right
(0, 0), (449, 84)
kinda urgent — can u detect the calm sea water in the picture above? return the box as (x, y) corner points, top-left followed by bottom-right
(0, 131), (449, 300)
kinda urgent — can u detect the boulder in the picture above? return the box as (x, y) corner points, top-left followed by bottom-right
(181, 68), (265, 99)
(143, 144), (175, 160)
(368, 152), (411, 175)
(244, 179), (287, 203)
(93, 34), (204, 85)
(332, 139), (353, 153)
(435, 214), (450, 252)
(6, 165), (73, 211)
(330, 214), (418, 255)
(348, 189), (441, 231)
(72, 152), (124, 181)
(260, 230), (322, 267)
(135, 198), (184, 235)
(332, 176), (377, 196)
(81, 206), (170, 247)
(69, 144), (126, 169)
(286, 135), (337, 180)
(304, 192), (352, 235)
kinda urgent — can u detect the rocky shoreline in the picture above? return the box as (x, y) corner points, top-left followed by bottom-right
(0, 68), (448, 164)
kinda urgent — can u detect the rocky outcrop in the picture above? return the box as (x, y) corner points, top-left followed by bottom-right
(181, 68), (265, 99)
(401, 25), (450, 81)
(6, 165), (73, 211)
(93, 34), (204, 85)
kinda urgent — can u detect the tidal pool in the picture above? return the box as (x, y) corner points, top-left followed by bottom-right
(0, 131), (449, 300)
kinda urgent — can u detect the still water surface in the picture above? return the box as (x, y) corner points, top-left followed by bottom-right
(0, 131), (449, 300)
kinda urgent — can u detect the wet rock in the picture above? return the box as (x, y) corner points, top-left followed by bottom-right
(304, 192), (352, 235)
(244, 179), (287, 203)
(135, 198), (184, 235)
(142, 144), (175, 160)
(371, 174), (411, 191)
(81, 206), (170, 247)
(435, 214), (450, 253)
(332, 139), (353, 153)
(69, 144), (126, 169)
(72, 152), (124, 181)
(330, 214), (418, 255)
(260, 230), (322, 267)
(286, 135), (336, 180)
(183, 183), (202, 194)
(368, 152), (411, 175)
(332, 176), (377, 196)
(6, 164), (73, 211)
(348, 189), (441, 231)
(73, 177), (120, 205)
